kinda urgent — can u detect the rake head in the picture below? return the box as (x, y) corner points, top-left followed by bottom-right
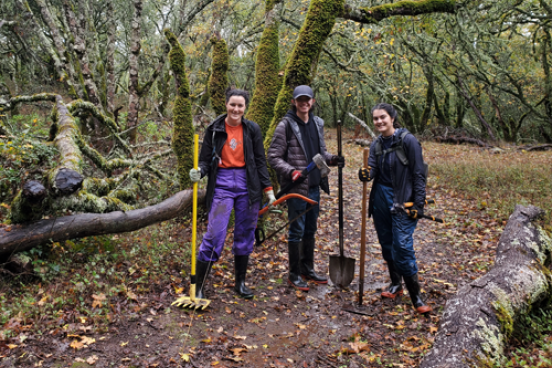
(172, 295), (211, 310)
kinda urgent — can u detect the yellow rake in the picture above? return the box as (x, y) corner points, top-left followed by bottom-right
(172, 134), (211, 310)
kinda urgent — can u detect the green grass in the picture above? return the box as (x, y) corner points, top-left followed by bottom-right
(425, 142), (552, 230)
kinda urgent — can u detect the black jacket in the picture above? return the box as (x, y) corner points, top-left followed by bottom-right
(198, 114), (272, 212)
(368, 128), (426, 217)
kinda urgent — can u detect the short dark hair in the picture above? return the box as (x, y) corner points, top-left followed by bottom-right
(225, 87), (250, 106)
(371, 103), (400, 128)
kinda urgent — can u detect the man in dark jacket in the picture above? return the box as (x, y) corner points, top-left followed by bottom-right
(268, 85), (344, 291)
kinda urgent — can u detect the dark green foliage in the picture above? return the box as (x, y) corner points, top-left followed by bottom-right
(165, 29), (194, 190)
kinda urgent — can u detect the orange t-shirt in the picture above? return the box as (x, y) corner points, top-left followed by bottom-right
(218, 122), (245, 168)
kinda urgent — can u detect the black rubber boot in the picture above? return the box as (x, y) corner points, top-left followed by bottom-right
(301, 238), (328, 284)
(288, 241), (309, 291)
(381, 261), (403, 299)
(403, 273), (432, 314)
(234, 255), (254, 299)
(195, 260), (212, 299)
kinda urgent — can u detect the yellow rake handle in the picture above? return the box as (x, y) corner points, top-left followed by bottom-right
(190, 134), (199, 301)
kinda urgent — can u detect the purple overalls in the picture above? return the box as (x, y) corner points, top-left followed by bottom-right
(197, 168), (260, 262)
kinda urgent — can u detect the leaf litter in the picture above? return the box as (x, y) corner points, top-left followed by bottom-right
(3, 131), (543, 367)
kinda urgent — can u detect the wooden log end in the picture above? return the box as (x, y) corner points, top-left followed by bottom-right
(22, 180), (47, 202)
(55, 168), (84, 195)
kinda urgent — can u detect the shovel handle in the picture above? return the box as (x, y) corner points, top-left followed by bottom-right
(358, 147), (369, 305)
(258, 193), (317, 216)
(337, 121), (344, 257)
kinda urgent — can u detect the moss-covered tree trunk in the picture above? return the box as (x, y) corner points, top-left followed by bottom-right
(165, 30), (194, 190)
(245, 0), (282, 137)
(208, 33), (229, 116)
(127, 0), (143, 143)
(264, 0), (345, 149)
(420, 205), (552, 368)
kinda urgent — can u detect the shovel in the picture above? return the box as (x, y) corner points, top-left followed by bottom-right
(329, 120), (355, 288)
(358, 147), (369, 305)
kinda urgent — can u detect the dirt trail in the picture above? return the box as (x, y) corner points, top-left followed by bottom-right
(2, 131), (497, 368)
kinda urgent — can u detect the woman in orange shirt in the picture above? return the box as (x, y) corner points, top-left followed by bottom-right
(189, 88), (275, 299)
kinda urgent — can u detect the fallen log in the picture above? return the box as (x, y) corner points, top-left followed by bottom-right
(0, 189), (206, 260)
(518, 144), (552, 152)
(434, 135), (492, 148)
(420, 205), (552, 368)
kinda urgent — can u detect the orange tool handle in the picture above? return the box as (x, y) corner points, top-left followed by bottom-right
(404, 199), (436, 208)
(258, 193), (318, 216)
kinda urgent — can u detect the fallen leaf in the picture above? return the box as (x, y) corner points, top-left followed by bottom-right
(70, 340), (84, 350)
(81, 336), (96, 345)
(86, 355), (98, 365)
(92, 293), (106, 309)
(231, 347), (247, 356)
(127, 290), (138, 301)
(120, 341), (128, 347)
(180, 353), (190, 362)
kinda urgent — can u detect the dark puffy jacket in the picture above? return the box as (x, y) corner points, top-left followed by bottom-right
(267, 115), (334, 196)
(368, 128), (426, 217)
(198, 114), (272, 212)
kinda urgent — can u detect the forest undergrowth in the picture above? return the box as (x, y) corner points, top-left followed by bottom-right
(1, 121), (552, 367)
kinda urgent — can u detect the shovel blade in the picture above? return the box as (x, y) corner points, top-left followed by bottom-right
(329, 255), (356, 287)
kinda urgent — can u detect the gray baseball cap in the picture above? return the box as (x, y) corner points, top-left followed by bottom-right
(292, 85), (314, 99)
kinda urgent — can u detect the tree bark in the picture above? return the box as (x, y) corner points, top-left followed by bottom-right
(127, 0), (143, 143)
(50, 95), (85, 194)
(457, 75), (496, 140)
(420, 205), (552, 368)
(0, 190), (206, 260)
(348, 112), (376, 139)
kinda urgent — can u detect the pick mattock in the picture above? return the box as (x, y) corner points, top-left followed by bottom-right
(173, 134), (211, 310)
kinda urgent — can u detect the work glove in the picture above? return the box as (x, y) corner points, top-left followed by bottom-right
(189, 168), (201, 183)
(358, 167), (372, 182)
(408, 204), (424, 219)
(291, 170), (302, 181)
(330, 155), (345, 168)
(265, 189), (276, 207)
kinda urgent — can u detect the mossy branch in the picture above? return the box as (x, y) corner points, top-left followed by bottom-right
(342, 0), (457, 24)
(0, 93), (57, 112)
(68, 100), (132, 155)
